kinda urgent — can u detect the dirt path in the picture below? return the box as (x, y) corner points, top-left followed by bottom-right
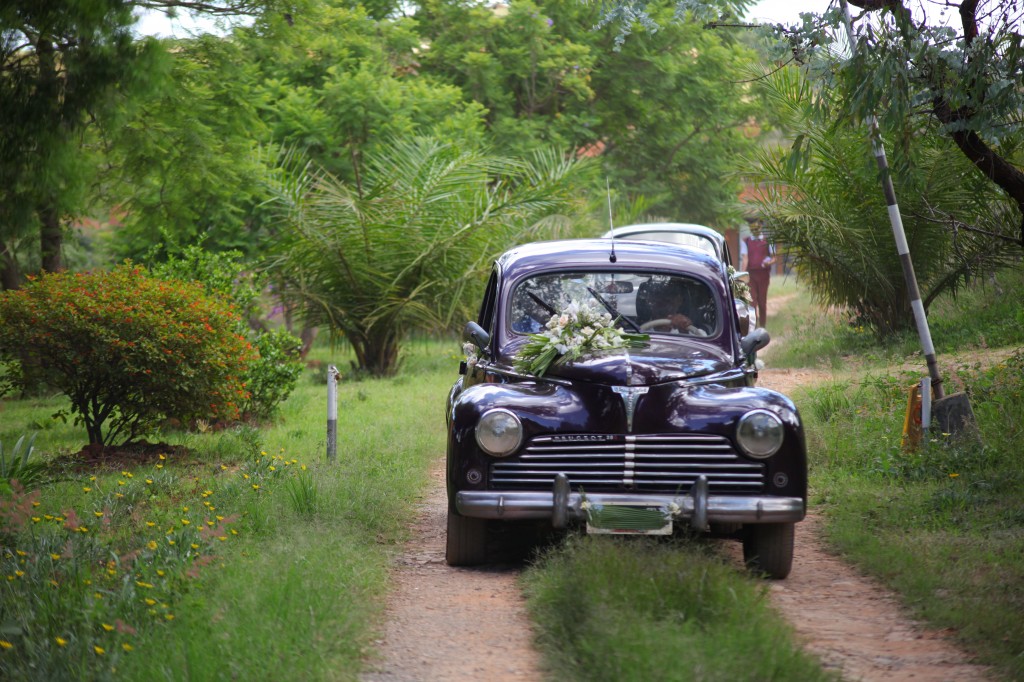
(360, 293), (993, 682)
(360, 461), (543, 682)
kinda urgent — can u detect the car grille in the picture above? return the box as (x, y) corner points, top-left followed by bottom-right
(490, 434), (765, 493)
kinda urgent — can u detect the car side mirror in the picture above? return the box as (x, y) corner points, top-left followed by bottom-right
(741, 327), (770, 356)
(463, 321), (490, 352)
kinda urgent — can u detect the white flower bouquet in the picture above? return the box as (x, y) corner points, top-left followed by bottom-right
(513, 300), (648, 377)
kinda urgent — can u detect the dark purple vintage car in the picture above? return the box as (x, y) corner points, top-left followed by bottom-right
(446, 239), (806, 578)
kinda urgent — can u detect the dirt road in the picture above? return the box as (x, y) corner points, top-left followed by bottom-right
(360, 300), (992, 681)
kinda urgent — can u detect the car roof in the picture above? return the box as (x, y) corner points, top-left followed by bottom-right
(602, 222), (726, 257)
(496, 239), (722, 282)
(603, 222), (724, 243)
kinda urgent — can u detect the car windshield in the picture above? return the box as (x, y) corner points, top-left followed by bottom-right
(509, 271), (718, 337)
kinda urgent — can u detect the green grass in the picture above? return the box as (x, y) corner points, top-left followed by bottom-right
(774, 272), (1024, 679)
(522, 536), (835, 682)
(0, 339), (456, 681)
(764, 268), (1024, 370)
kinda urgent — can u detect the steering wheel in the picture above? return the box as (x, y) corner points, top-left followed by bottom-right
(639, 318), (672, 332)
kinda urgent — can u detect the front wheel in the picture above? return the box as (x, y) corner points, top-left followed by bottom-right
(742, 523), (795, 579)
(446, 511), (488, 566)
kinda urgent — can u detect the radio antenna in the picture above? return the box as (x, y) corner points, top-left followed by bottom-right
(606, 178), (617, 263)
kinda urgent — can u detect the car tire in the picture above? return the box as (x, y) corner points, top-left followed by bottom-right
(446, 511), (488, 566)
(742, 522), (794, 579)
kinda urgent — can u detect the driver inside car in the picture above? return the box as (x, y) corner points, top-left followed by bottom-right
(641, 278), (710, 336)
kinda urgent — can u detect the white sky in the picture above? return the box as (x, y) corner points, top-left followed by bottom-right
(136, 1), (839, 38)
(745, 0), (834, 25)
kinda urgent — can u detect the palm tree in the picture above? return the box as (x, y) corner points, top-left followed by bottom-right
(744, 66), (1018, 336)
(265, 137), (588, 375)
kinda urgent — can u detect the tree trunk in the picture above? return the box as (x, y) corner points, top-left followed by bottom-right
(39, 204), (64, 273)
(35, 36), (65, 273)
(0, 241), (21, 290)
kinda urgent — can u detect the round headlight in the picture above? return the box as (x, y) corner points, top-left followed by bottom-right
(475, 409), (523, 457)
(736, 409), (784, 459)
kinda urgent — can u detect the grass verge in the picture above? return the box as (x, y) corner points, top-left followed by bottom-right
(0, 340), (455, 680)
(770, 272), (1024, 679)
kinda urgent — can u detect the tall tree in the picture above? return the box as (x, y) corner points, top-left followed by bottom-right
(416, 0), (763, 225)
(0, 0), (277, 288)
(0, 0), (145, 283)
(680, 0), (1024, 245)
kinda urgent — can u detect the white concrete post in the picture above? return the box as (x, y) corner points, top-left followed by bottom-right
(326, 364), (339, 461)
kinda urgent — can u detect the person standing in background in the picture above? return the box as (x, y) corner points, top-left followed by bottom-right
(739, 219), (775, 328)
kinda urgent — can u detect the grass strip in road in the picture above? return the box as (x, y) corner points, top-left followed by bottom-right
(522, 536), (836, 682)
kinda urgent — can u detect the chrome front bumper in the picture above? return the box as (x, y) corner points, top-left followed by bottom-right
(456, 474), (805, 530)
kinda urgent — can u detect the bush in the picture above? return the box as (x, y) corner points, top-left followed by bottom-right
(149, 246), (303, 420)
(0, 264), (256, 446)
(242, 327), (303, 420)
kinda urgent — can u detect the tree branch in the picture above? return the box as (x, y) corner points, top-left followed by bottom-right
(933, 98), (1024, 246)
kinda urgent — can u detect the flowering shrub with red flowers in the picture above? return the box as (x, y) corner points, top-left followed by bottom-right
(0, 264), (256, 446)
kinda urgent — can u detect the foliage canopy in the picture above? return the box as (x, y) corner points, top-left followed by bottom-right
(265, 137), (590, 376)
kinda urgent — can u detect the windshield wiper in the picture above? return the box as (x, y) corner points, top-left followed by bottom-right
(586, 286), (642, 333)
(526, 291), (557, 316)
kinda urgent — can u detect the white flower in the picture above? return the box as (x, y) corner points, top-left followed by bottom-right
(580, 500), (591, 511)
(668, 502), (681, 517)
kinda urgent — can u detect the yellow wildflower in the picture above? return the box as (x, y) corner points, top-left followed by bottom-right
(147, 541), (158, 550)
(94, 645), (105, 655)
(55, 637), (68, 647)
(101, 623), (114, 632)
(0, 640), (13, 649)
(122, 643), (134, 652)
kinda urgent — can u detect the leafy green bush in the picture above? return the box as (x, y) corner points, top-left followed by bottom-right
(242, 327), (303, 420)
(149, 245), (303, 420)
(0, 264), (255, 446)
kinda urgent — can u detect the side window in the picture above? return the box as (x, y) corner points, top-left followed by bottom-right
(477, 269), (498, 333)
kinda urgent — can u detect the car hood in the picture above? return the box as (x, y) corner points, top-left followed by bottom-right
(540, 337), (734, 386)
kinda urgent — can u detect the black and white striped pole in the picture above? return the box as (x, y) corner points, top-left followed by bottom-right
(840, 1), (944, 399)
(840, 2), (980, 440)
